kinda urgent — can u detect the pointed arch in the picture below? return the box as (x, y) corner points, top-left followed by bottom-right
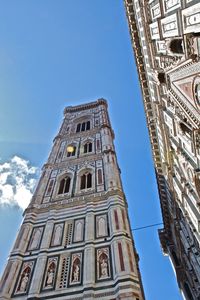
(58, 176), (71, 194)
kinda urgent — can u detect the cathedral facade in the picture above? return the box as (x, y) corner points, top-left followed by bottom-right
(0, 99), (144, 300)
(124, 0), (200, 299)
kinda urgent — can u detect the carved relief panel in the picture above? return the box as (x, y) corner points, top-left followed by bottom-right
(73, 219), (85, 243)
(42, 257), (59, 291)
(69, 252), (83, 286)
(96, 247), (112, 282)
(50, 223), (64, 247)
(27, 226), (44, 251)
(14, 260), (35, 296)
(95, 214), (108, 239)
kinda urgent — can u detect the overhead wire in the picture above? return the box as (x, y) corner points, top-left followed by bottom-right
(131, 222), (164, 231)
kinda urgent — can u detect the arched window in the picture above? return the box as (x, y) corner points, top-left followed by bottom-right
(86, 121), (90, 130)
(84, 142), (92, 153)
(58, 176), (71, 194)
(67, 146), (76, 157)
(76, 121), (91, 133)
(81, 122), (86, 132)
(76, 123), (81, 133)
(80, 172), (92, 190)
(169, 39), (183, 54)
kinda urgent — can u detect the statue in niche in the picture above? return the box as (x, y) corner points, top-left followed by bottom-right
(46, 268), (55, 286)
(30, 228), (41, 249)
(73, 264), (80, 282)
(100, 259), (108, 278)
(19, 270), (29, 292)
(72, 258), (80, 282)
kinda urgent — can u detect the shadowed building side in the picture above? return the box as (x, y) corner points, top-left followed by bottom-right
(124, 0), (200, 299)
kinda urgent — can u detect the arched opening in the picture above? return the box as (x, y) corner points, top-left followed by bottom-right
(72, 258), (80, 282)
(46, 262), (56, 287)
(58, 176), (71, 194)
(80, 172), (92, 190)
(169, 39), (183, 54)
(76, 123), (81, 133)
(17, 266), (31, 292)
(86, 120), (90, 130)
(67, 146), (76, 157)
(99, 253), (109, 278)
(158, 72), (166, 84)
(76, 121), (91, 133)
(84, 142), (92, 153)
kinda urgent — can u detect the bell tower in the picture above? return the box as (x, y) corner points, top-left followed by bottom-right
(0, 99), (145, 300)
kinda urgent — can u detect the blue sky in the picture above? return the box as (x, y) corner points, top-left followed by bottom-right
(0, 1), (182, 299)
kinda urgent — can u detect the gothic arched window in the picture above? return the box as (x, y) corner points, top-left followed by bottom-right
(84, 142), (92, 153)
(76, 121), (91, 133)
(76, 123), (81, 133)
(86, 121), (90, 130)
(80, 172), (92, 190)
(58, 176), (71, 194)
(67, 146), (76, 157)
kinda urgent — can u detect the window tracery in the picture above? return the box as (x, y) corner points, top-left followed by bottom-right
(80, 172), (92, 190)
(84, 142), (92, 153)
(76, 121), (91, 133)
(58, 176), (71, 194)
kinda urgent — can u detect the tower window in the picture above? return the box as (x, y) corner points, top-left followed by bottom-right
(80, 173), (92, 190)
(67, 146), (76, 157)
(76, 121), (91, 133)
(84, 142), (92, 153)
(58, 176), (71, 194)
(81, 122), (86, 132)
(76, 123), (81, 133)
(86, 121), (90, 130)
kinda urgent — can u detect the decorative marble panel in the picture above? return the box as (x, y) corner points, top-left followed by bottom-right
(14, 260), (35, 295)
(73, 219), (85, 243)
(95, 214), (108, 238)
(96, 247), (112, 282)
(27, 226), (44, 251)
(182, 3), (200, 34)
(42, 256), (59, 291)
(161, 14), (178, 38)
(69, 252), (83, 286)
(50, 223), (64, 247)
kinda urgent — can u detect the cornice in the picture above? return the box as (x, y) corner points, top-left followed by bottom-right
(63, 98), (107, 115)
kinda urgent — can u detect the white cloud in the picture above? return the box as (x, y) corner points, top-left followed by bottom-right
(0, 156), (39, 210)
